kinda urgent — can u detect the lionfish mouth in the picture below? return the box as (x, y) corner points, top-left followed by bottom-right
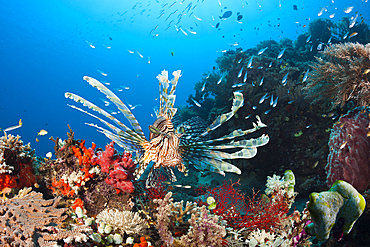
(65, 69), (269, 188)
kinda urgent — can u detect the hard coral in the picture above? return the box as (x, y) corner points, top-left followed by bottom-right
(0, 132), (36, 191)
(326, 107), (370, 191)
(0, 188), (68, 246)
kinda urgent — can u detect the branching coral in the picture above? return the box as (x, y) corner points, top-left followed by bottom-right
(304, 42), (370, 109)
(96, 208), (147, 235)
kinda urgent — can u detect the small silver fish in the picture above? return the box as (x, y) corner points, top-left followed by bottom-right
(252, 106), (257, 110)
(201, 82), (206, 92)
(268, 61), (273, 67)
(264, 110), (271, 114)
(245, 114), (251, 119)
(259, 77), (264, 86)
(237, 58), (243, 63)
(288, 100), (294, 104)
(232, 83), (245, 88)
(238, 67), (243, 78)
(343, 32), (349, 40)
(277, 48), (286, 59)
(270, 94), (274, 106)
(282, 72), (289, 86)
(192, 98), (201, 107)
(306, 35), (311, 43)
(258, 47), (268, 55)
(247, 56), (253, 68)
(259, 93), (268, 104)
(303, 69), (309, 82)
(272, 96), (279, 107)
(243, 70), (248, 82)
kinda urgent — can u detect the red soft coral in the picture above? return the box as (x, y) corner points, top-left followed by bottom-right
(95, 141), (136, 194)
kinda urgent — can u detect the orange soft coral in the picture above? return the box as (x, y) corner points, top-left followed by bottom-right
(50, 178), (75, 197)
(71, 198), (84, 210)
(133, 237), (148, 247)
(0, 174), (17, 191)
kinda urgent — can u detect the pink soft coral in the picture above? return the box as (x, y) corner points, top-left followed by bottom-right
(93, 141), (136, 194)
(326, 107), (370, 191)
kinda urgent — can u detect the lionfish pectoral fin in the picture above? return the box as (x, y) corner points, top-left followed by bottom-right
(163, 167), (177, 182)
(146, 166), (161, 188)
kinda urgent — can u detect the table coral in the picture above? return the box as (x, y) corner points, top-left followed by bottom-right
(0, 189), (68, 245)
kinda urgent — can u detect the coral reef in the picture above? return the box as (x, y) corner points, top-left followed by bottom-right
(326, 107), (370, 191)
(153, 191), (226, 247)
(96, 208), (147, 235)
(0, 132), (36, 191)
(0, 188), (68, 245)
(304, 42), (370, 109)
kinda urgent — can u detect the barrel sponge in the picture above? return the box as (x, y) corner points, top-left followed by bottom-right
(326, 107), (370, 191)
(305, 180), (366, 241)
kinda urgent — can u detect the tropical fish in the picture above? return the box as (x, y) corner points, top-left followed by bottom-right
(66, 70), (269, 188)
(282, 72), (289, 86)
(302, 69), (309, 82)
(191, 98), (202, 107)
(349, 32), (358, 38)
(343, 32), (349, 39)
(272, 96), (279, 107)
(232, 83), (246, 88)
(243, 71), (248, 82)
(277, 48), (286, 59)
(259, 93), (268, 104)
(37, 129), (48, 136)
(3, 119), (22, 132)
(270, 94), (274, 106)
(201, 82), (206, 91)
(97, 70), (107, 76)
(247, 56), (253, 68)
(219, 11), (232, 19)
(259, 77), (264, 86)
(364, 69), (370, 74)
(258, 47), (268, 55)
(46, 152), (52, 159)
(344, 6), (354, 14)
(237, 67), (243, 78)
(306, 35), (311, 43)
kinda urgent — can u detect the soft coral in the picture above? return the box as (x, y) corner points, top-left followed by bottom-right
(94, 141), (136, 194)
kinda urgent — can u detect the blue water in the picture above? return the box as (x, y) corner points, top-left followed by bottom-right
(0, 0), (368, 157)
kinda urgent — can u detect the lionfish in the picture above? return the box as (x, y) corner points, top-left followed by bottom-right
(65, 70), (269, 187)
